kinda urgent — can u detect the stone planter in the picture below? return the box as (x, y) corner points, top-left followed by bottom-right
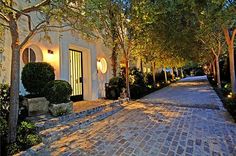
(49, 101), (73, 116)
(23, 97), (49, 116)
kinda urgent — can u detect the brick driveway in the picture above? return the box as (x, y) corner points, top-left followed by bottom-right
(46, 76), (236, 156)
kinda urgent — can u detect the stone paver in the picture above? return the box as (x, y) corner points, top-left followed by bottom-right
(140, 76), (223, 110)
(43, 76), (236, 156)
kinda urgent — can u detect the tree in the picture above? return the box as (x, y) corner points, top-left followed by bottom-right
(0, 0), (84, 144)
(83, 0), (157, 97)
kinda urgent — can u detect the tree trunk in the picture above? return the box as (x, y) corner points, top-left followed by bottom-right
(180, 67), (184, 78)
(7, 16), (20, 144)
(228, 45), (236, 94)
(215, 56), (221, 88)
(163, 67), (167, 83)
(212, 61), (216, 80)
(140, 59), (143, 73)
(171, 67), (175, 80)
(125, 56), (130, 98)
(223, 28), (236, 96)
(111, 43), (118, 77)
(152, 62), (156, 86)
(175, 67), (179, 77)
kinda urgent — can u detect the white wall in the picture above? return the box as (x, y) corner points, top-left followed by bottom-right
(0, 1), (113, 100)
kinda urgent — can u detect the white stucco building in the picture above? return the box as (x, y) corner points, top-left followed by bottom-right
(0, 3), (113, 101)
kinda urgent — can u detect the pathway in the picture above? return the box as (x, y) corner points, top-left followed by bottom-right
(43, 76), (236, 156)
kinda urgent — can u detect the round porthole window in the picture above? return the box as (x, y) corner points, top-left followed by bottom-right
(22, 48), (36, 64)
(98, 58), (107, 74)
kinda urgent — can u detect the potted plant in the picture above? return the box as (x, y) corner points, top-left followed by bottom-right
(44, 80), (73, 116)
(21, 62), (55, 116)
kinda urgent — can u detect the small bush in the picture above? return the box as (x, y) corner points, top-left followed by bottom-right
(44, 80), (72, 104)
(144, 73), (154, 86)
(7, 143), (21, 155)
(21, 62), (55, 96)
(130, 84), (147, 99)
(17, 121), (41, 150)
(0, 117), (7, 136)
(109, 77), (125, 90)
(129, 68), (145, 86)
(0, 84), (10, 119)
(195, 68), (205, 76)
(106, 85), (121, 100)
(222, 83), (231, 96)
(106, 77), (125, 100)
(225, 99), (236, 114)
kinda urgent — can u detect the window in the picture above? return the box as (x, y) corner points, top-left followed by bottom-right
(22, 48), (36, 64)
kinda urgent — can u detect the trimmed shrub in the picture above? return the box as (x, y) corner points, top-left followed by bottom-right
(106, 77), (125, 100)
(44, 80), (72, 104)
(21, 62), (55, 96)
(109, 77), (125, 89)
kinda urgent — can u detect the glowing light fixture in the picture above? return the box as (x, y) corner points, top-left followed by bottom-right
(97, 58), (107, 74)
(48, 50), (54, 54)
(47, 49), (54, 61)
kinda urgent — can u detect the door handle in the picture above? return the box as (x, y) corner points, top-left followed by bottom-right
(79, 77), (83, 83)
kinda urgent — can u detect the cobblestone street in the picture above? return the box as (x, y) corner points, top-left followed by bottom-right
(45, 76), (236, 156)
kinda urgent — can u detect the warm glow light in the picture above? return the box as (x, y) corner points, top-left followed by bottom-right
(97, 60), (102, 71)
(47, 52), (54, 61)
(97, 58), (107, 74)
(156, 83), (160, 87)
(228, 94), (232, 98)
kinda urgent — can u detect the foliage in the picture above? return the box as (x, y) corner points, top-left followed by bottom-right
(144, 73), (154, 87)
(106, 77), (125, 100)
(52, 107), (69, 117)
(222, 83), (232, 96)
(16, 121), (41, 150)
(0, 117), (7, 136)
(208, 75), (236, 121)
(130, 84), (147, 99)
(6, 143), (21, 156)
(3, 121), (41, 155)
(0, 84), (10, 119)
(195, 68), (205, 76)
(106, 85), (121, 100)
(44, 80), (72, 104)
(109, 77), (125, 91)
(21, 62), (55, 96)
(129, 68), (145, 87)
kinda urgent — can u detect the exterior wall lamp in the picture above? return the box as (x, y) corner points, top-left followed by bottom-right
(97, 58), (107, 74)
(48, 49), (54, 54)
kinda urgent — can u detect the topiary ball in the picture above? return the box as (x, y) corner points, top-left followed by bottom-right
(44, 80), (72, 104)
(21, 62), (55, 96)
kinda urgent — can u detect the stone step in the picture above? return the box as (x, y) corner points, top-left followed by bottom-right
(35, 99), (126, 131)
(39, 104), (124, 144)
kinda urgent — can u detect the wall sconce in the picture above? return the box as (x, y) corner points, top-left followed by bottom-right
(48, 50), (54, 54)
(97, 60), (102, 72)
(47, 49), (54, 62)
(97, 58), (107, 74)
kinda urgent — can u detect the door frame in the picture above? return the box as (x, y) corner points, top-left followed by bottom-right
(69, 49), (84, 101)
